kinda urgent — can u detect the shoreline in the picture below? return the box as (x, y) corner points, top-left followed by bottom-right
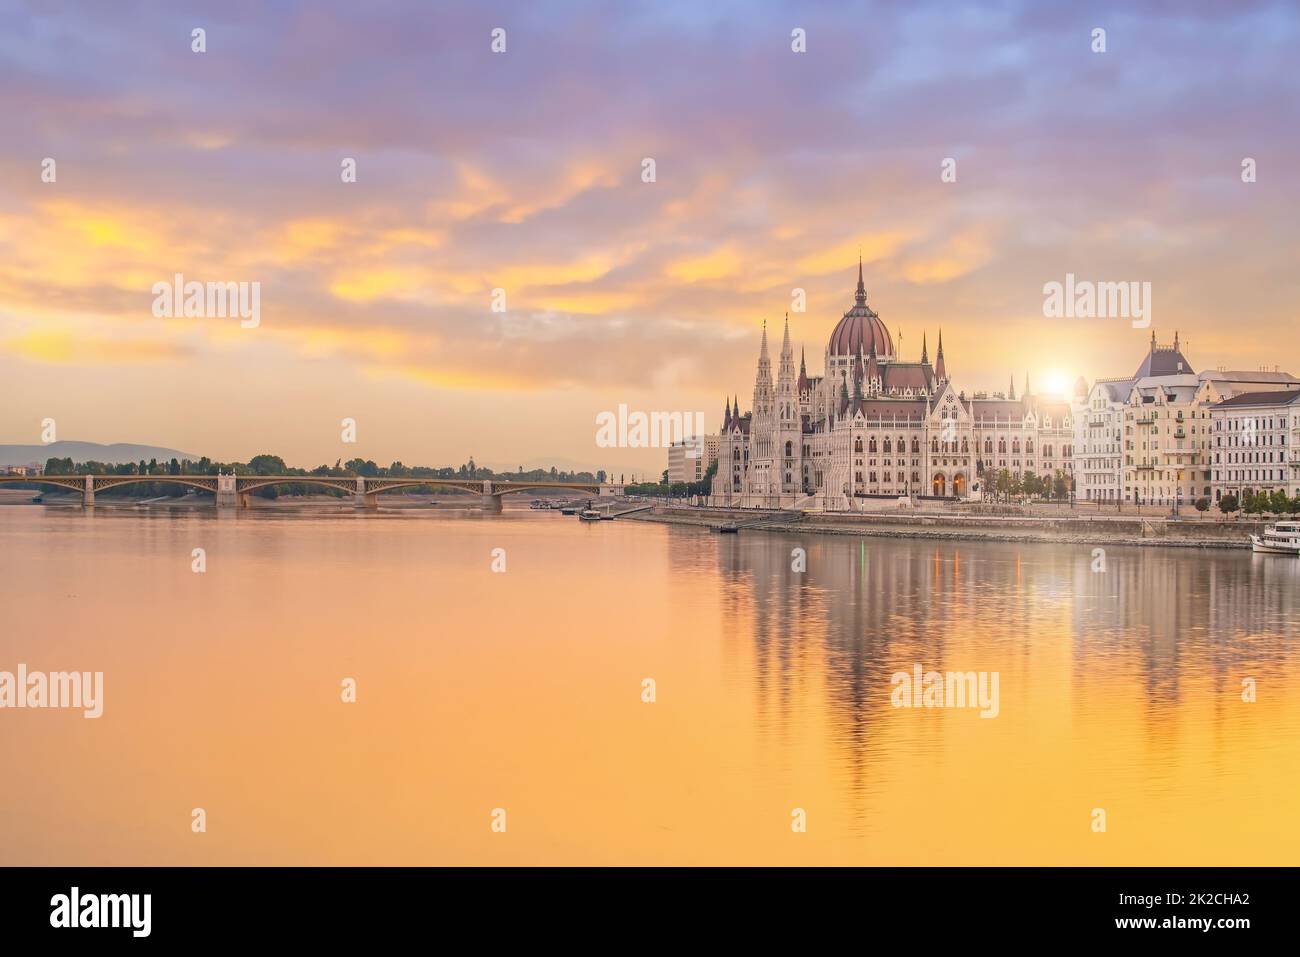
(624, 505), (1270, 550)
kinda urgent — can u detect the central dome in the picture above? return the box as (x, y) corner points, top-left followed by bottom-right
(828, 265), (894, 358)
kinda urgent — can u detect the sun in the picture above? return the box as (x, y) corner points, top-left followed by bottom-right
(1042, 370), (1071, 400)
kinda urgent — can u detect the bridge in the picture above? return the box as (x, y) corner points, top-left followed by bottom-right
(0, 473), (624, 513)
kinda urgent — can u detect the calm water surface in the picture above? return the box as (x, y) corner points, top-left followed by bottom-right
(1, 505), (1297, 864)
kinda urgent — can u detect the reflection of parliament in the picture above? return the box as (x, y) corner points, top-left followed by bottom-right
(712, 262), (1073, 509)
(709, 263), (1300, 509)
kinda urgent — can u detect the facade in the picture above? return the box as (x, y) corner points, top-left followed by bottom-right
(1114, 334), (1298, 506)
(666, 434), (719, 485)
(1072, 376), (1131, 502)
(711, 265), (1074, 509)
(1209, 390), (1300, 502)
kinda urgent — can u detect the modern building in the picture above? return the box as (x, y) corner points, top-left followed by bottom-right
(1209, 390), (1300, 503)
(667, 434), (718, 484)
(711, 264), (1074, 509)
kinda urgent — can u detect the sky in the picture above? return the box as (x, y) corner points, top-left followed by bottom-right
(2, 0), (1298, 474)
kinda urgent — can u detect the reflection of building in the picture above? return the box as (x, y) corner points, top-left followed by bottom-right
(1210, 390), (1300, 502)
(667, 434), (718, 484)
(712, 264), (1073, 509)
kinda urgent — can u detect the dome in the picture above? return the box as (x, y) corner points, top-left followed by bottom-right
(828, 264), (894, 358)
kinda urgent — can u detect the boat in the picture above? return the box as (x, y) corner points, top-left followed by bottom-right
(560, 506), (579, 515)
(31, 493), (43, 504)
(718, 522), (739, 533)
(1250, 521), (1300, 555)
(578, 509), (603, 521)
(599, 513), (615, 521)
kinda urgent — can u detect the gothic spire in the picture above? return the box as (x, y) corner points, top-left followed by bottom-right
(921, 331), (929, 364)
(1009, 375), (1016, 401)
(855, 255), (866, 305)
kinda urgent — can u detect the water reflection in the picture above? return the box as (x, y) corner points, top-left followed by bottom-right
(1, 507), (1296, 864)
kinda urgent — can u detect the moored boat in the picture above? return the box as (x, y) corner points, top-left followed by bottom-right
(578, 509), (603, 521)
(718, 522), (739, 533)
(1250, 521), (1300, 555)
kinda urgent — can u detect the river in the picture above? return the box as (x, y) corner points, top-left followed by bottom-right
(1, 504), (1297, 864)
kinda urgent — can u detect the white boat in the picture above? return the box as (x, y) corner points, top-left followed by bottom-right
(1250, 521), (1300, 555)
(578, 509), (603, 521)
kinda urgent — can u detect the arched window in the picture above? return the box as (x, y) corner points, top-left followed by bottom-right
(1012, 439), (1021, 454)
(984, 438), (993, 454)
(854, 437), (863, 453)
(869, 438), (878, 452)
(1025, 439), (1033, 454)
(931, 438), (939, 453)
(912, 438), (920, 454)
(998, 438), (1006, 453)
(961, 438), (969, 453)
(784, 441), (793, 458)
(883, 438), (892, 453)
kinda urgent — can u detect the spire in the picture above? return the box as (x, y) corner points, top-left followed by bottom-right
(921, 331), (929, 364)
(865, 340), (880, 393)
(781, 312), (792, 356)
(724, 396), (731, 430)
(855, 255), (866, 305)
(1009, 375), (1016, 401)
(934, 328), (946, 382)
(1024, 372), (1031, 398)
(797, 345), (809, 394)
(759, 318), (769, 362)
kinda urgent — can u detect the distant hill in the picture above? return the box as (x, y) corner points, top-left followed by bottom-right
(0, 441), (202, 467)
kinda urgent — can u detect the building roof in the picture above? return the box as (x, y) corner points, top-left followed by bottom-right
(1212, 389), (1300, 409)
(828, 261), (894, 358)
(1133, 334), (1195, 378)
(1199, 369), (1300, 385)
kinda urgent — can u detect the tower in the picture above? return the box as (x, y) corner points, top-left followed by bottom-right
(775, 314), (802, 497)
(750, 319), (775, 499)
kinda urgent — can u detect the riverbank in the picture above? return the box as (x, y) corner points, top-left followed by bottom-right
(624, 505), (1269, 550)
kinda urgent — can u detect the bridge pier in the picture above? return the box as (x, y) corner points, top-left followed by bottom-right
(216, 471), (239, 509)
(353, 477), (378, 509)
(82, 475), (94, 508)
(481, 494), (503, 514)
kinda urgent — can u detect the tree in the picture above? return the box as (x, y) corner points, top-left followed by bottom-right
(248, 454), (287, 475)
(1194, 497), (1209, 518)
(1053, 470), (1069, 500)
(1219, 494), (1238, 515)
